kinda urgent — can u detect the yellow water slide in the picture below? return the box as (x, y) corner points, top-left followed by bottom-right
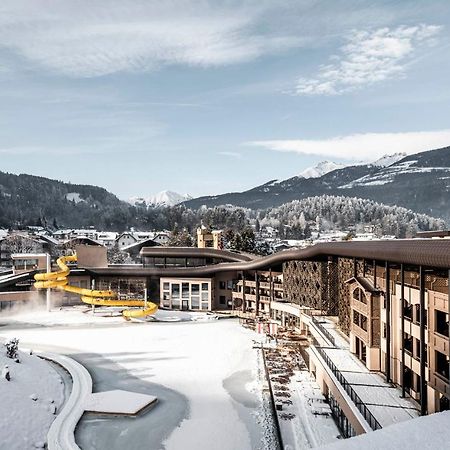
(34, 254), (158, 319)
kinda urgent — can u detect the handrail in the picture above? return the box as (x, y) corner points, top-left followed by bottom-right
(311, 316), (336, 347)
(312, 339), (382, 431)
(261, 348), (284, 450)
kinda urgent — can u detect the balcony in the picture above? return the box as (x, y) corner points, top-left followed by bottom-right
(431, 332), (449, 355)
(351, 322), (369, 345)
(309, 334), (420, 431)
(429, 372), (449, 395)
(351, 298), (369, 316)
(273, 282), (283, 291)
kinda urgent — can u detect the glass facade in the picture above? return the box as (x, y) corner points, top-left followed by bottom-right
(328, 394), (355, 438)
(97, 278), (146, 299)
(161, 278), (211, 310)
(143, 257), (225, 268)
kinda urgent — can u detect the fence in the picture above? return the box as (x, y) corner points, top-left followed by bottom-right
(311, 315), (336, 347)
(313, 340), (382, 431)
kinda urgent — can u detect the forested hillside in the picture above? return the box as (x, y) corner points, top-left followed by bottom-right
(0, 171), (445, 239)
(183, 146), (450, 222)
(257, 196), (445, 239)
(0, 172), (131, 229)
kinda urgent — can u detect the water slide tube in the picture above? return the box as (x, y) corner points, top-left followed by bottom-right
(34, 254), (158, 319)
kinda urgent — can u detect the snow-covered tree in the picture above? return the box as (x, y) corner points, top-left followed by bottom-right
(4, 338), (19, 360)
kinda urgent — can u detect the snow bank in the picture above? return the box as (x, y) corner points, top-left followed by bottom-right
(0, 348), (65, 449)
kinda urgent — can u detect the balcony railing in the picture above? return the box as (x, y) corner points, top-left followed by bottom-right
(311, 315), (336, 347)
(312, 339), (382, 431)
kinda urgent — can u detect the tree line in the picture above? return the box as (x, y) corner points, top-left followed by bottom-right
(0, 169), (445, 241)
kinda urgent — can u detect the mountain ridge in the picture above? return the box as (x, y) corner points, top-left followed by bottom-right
(129, 190), (192, 207)
(183, 146), (450, 222)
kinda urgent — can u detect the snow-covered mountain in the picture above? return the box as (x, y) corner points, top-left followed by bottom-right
(371, 152), (407, 168)
(299, 161), (347, 179)
(299, 153), (406, 178)
(129, 190), (192, 207)
(183, 146), (450, 221)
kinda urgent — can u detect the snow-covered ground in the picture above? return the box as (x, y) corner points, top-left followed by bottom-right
(279, 369), (341, 449)
(319, 410), (450, 450)
(0, 307), (276, 450)
(0, 347), (65, 449)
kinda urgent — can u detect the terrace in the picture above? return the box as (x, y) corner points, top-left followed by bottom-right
(307, 315), (420, 430)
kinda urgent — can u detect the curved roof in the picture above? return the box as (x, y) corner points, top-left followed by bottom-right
(139, 247), (253, 262)
(87, 239), (450, 277)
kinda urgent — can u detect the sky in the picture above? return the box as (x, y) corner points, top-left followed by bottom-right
(0, 0), (450, 200)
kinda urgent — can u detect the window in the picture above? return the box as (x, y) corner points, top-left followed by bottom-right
(202, 283), (209, 291)
(415, 338), (421, 360)
(404, 301), (413, 321)
(412, 304), (427, 326)
(171, 284), (180, 299)
(404, 333), (413, 354)
(436, 350), (449, 380)
(219, 295), (226, 305)
(191, 284), (200, 294)
(163, 282), (169, 290)
(361, 315), (368, 332)
(219, 281), (226, 290)
(353, 310), (368, 331)
(144, 257), (155, 267)
(352, 287), (367, 304)
(182, 283), (189, 299)
(154, 257), (165, 268)
(404, 367), (413, 393)
(435, 310), (449, 337)
(191, 296), (200, 309)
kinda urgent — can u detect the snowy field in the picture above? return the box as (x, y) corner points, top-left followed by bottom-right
(0, 307), (277, 450)
(0, 348), (65, 449)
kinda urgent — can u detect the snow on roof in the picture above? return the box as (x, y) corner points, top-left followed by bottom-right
(72, 229), (97, 233)
(319, 411), (450, 450)
(52, 229), (73, 235)
(11, 253), (47, 258)
(154, 231), (170, 237)
(38, 234), (60, 245)
(121, 238), (158, 251)
(96, 232), (118, 240)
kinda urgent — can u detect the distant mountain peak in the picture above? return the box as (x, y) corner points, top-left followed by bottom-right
(129, 190), (192, 207)
(371, 152), (407, 167)
(299, 161), (347, 179)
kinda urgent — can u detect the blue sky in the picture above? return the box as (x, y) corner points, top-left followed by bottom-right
(1, 0), (450, 199)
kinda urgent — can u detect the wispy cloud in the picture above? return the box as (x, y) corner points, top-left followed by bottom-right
(0, 1), (305, 77)
(294, 24), (442, 95)
(218, 151), (243, 159)
(246, 130), (450, 161)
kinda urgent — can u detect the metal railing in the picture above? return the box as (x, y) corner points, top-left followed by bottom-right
(312, 339), (382, 431)
(261, 347), (284, 450)
(311, 315), (336, 347)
